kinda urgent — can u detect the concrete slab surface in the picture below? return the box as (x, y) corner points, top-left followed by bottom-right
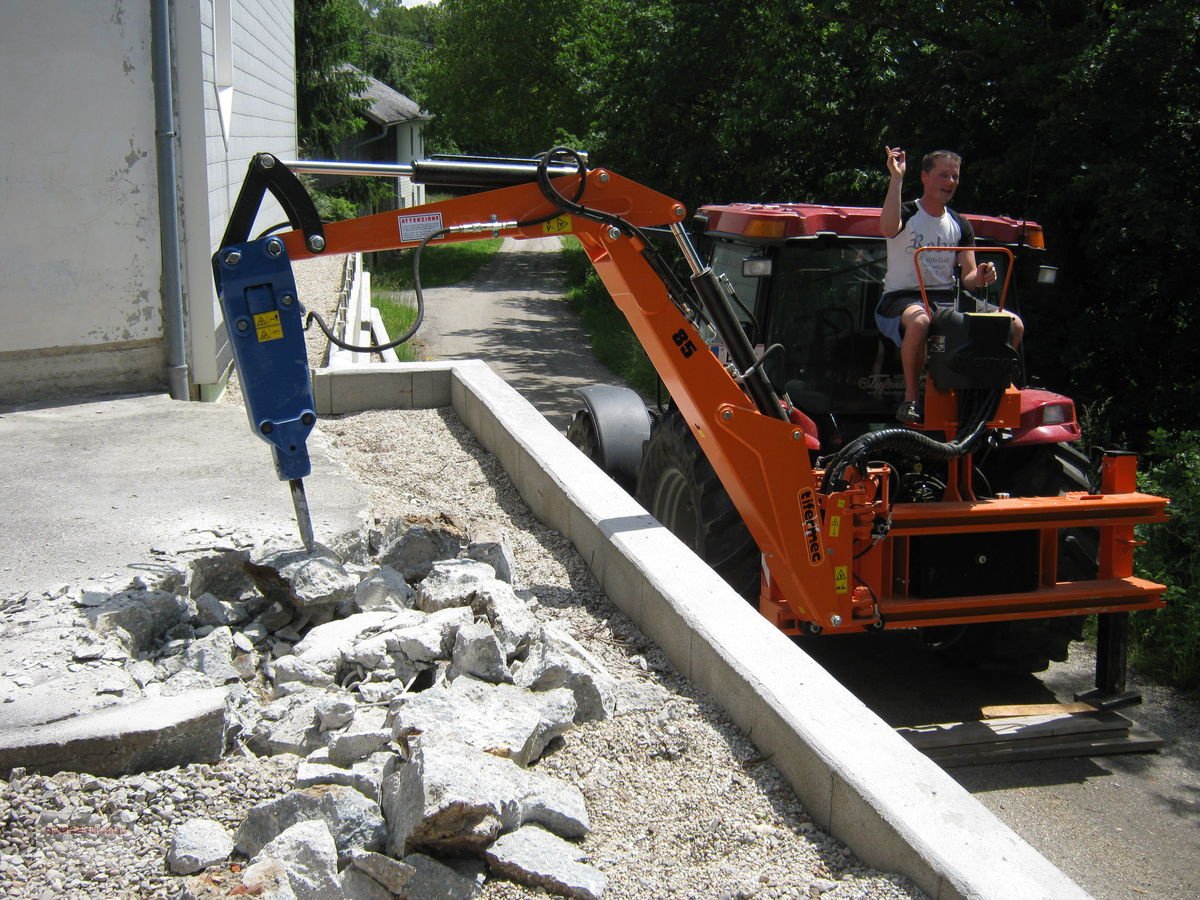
(0, 393), (370, 600)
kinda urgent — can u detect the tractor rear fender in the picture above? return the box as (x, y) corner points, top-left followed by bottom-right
(1008, 387), (1082, 446)
(574, 384), (653, 484)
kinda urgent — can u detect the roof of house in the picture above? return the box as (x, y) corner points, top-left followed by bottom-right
(355, 68), (430, 126)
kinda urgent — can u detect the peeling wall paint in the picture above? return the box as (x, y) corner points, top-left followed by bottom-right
(0, 1), (162, 357)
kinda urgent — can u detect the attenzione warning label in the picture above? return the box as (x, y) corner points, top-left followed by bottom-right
(397, 212), (444, 243)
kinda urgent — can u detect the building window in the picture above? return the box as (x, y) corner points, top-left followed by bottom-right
(214, 0), (234, 145)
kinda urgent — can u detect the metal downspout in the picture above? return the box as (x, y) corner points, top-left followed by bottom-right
(151, 0), (190, 400)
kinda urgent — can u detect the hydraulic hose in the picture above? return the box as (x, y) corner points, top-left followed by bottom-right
(821, 387), (1002, 493)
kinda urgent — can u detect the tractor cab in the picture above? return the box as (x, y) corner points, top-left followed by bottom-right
(695, 203), (1054, 448)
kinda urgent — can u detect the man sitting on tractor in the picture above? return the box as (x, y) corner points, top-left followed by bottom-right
(876, 147), (1024, 424)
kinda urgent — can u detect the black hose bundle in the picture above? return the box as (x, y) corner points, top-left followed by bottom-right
(820, 388), (1003, 493)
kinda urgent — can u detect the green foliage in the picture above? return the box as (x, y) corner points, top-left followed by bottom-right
(416, 0), (1199, 451)
(1133, 429), (1200, 689)
(420, 0), (596, 155)
(307, 186), (359, 222)
(295, 0), (372, 156)
(561, 240), (657, 398)
(356, 1), (439, 101)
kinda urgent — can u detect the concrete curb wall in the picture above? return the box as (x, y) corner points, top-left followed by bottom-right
(314, 362), (1090, 900)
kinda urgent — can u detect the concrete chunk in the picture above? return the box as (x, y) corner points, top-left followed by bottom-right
(379, 519), (466, 581)
(471, 579), (536, 661)
(354, 565), (415, 612)
(465, 535), (516, 585)
(392, 678), (574, 767)
(167, 817), (235, 875)
(251, 819), (342, 900)
(382, 735), (588, 857)
(390, 606), (473, 662)
(402, 852), (482, 899)
(513, 624), (616, 723)
(0, 686), (229, 777)
(416, 558), (496, 613)
(485, 824), (606, 900)
(247, 548), (357, 612)
(235, 784), (387, 860)
(237, 858), (297, 900)
(346, 847), (415, 894)
(85, 589), (194, 655)
(296, 749), (397, 804)
(447, 620), (512, 684)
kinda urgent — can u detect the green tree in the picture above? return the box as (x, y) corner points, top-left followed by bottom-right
(421, 0), (597, 155)
(295, 0), (371, 156)
(356, 0), (439, 101)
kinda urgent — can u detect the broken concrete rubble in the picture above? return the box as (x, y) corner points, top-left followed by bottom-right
(234, 783), (388, 861)
(379, 518), (467, 581)
(515, 623), (618, 723)
(0, 516), (614, 898)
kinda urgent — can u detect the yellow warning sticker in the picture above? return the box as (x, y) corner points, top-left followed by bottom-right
(828, 516), (842, 538)
(542, 216), (572, 235)
(254, 310), (283, 342)
(834, 565), (849, 594)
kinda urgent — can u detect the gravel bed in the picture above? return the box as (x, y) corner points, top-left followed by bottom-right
(322, 404), (925, 900)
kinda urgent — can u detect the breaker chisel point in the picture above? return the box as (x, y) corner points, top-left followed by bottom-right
(289, 478), (316, 552)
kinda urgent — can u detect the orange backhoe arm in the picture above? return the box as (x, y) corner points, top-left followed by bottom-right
(270, 161), (849, 630)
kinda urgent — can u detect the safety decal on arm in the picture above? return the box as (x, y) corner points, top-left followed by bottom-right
(542, 216), (572, 235)
(254, 310), (283, 342)
(397, 212), (444, 243)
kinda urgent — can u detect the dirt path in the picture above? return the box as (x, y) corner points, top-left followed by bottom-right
(413, 237), (619, 430)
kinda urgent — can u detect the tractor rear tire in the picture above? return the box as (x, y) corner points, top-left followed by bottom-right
(935, 442), (1094, 674)
(634, 408), (760, 600)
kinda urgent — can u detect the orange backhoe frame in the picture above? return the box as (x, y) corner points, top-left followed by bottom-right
(273, 164), (1167, 637)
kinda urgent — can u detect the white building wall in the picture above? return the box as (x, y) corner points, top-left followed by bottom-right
(0, 0), (165, 400)
(0, 0), (296, 404)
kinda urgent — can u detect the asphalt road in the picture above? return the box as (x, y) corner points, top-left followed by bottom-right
(412, 236), (1200, 900)
(413, 236), (619, 430)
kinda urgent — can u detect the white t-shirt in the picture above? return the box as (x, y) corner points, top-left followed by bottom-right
(883, 199), (975, 294)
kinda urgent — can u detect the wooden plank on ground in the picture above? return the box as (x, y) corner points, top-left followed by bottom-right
(981, 702), (1097, 718)
(923, 724), (1163, 767)
(898, 710), (1131, 752)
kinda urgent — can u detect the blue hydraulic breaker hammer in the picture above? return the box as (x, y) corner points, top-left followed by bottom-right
(212, 154), (327, 550)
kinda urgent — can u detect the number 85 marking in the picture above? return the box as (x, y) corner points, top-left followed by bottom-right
(672, 329), (696, 358)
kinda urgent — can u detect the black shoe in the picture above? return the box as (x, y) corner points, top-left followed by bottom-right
(896, 400), (921, 424)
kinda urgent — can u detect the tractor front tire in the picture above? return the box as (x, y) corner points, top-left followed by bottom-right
(634, 409), (760, 600)
(566, 409), (601, 465)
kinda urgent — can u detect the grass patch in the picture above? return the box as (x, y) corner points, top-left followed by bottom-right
(370, 238), (503, 291)
(561, 238), (658, 398)
(373, 300), (420, 362)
